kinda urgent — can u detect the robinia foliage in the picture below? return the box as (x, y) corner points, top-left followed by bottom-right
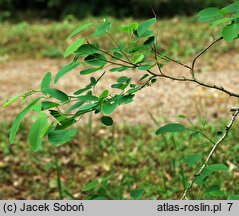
(3, 1), (239, 199)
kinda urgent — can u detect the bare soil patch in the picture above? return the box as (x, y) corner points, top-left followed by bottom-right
(1, 54), (239, 125)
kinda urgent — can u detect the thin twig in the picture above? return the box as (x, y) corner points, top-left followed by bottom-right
(152, 44), (166, 76)
(181, 108), (239, 200)
(160, 54), (192, 70)
(191, 37), (223, 78)
(189, 128), (215, 146)
(54, 149), (64, 200)
(86, 40), (135, 66)
(145, 70), (239, 98)
(139, 75), (157, 90)
(106, 32), (132, 63)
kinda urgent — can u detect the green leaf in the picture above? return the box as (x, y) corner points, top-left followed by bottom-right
(32, 103), (42, 112)
(78, 103), (98, 111)
(133, 53), (144, 64)
(84, 53), (107, 67)
(54, 61), (80, 83)
(207, 164), (229, 171)
(151, 78), (157, 84)
(222, 23), (239, 42)
(99, 90), (109, 100)
(74, 77), (96, 95)
(201, 117), (207, 127)
(207, 190), (225, 197)
(121, 22), (139, 34)
(67, 23), (92, 40)
(227, 194), (239, 200)
(118, 95), (134, 105)
(111, 83), (123, 89)
(102, 101), (117, 115)
(47, 88), (69, 102)
(139, 74), (149, 81)
(101, 116), (113, 126)
(220, 2), (239, 14)
(130, 189), (144, 200)
(41, 101), (59, 110)
(210, 17), (233, 27)
(115, 77), (131, 90)
(197, 7), (221, 22)
(40, 123), (52, 138)
(183, 154), (203, 167)
(110, 66), (131, 72)
(197, 7), (219, 17)
(206, 184), (220, 194)
(92, 19), (112, 36)
(67, 101), (85, 113)
(137, 18), (156, 37)
(117, 76), (130, 83)
(77, 91), (98, 102)
(195, 168), (214, 185)
(9, 98), (41, 144)
(49, 110), (65, 122)
(127, 86), (140, 94)
(82, 180), (99, 192)
(113, 52), (123, 59)
(176, 114), (187, 119)
(48, 128), (77, 146)
(80, 67), (100, 75)
(55, 118), (76, 130)
(75, 44), (99, 57)
(31, 112), (48, 119)
(138, 64), (154, 71)
(2, 95), (20, 107)
(143, 36), (155, 45)
(155, 123), (186, 135)
(41, 72), (52, 94)
(64, 39), (85, 57)
(28, 117), (48, 151)
(135, 30), (154, 38)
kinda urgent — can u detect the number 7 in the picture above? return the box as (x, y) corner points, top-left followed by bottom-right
(227, 203), (233, 211)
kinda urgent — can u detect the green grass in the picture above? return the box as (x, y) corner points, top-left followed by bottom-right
(0, 17), (238, 61)
(0, 117), (239, 199)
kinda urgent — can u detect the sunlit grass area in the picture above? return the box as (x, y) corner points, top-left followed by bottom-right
(0, 17), (238, 61)
(0, 118), (238, 199)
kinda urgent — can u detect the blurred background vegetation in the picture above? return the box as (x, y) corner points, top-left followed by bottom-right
(0, 0), (235, 21)
(1, 0), (239, 200)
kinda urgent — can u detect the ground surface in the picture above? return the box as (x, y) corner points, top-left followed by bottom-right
(1, 53), (239, 125)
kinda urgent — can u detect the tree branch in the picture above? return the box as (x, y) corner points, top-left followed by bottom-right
(145, 70), (239, 98)
(181, 108), (239, 200)
(191, 37), (223, 78)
